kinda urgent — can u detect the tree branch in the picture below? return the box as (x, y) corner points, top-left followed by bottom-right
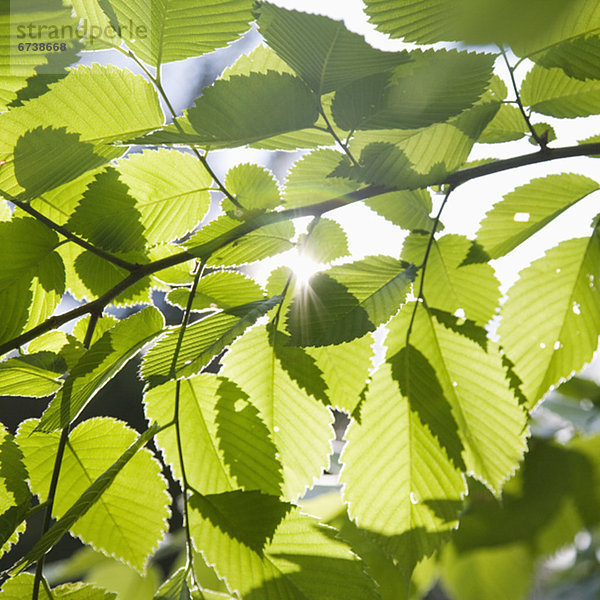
(3, 192), (138, 271)
(2, 141), (600, 356)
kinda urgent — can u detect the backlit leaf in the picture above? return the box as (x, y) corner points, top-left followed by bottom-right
(499, 232), (600, 408)
(477, 173), (600, 258)
(16, 418), (170, 571)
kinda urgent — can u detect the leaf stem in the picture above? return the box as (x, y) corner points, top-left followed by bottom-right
(500, 47), (545, 148)
(4, 193), (137, 272)
(169, 264), (204, 575)
(319, 104), (359, 167)
(119, 48), (242, 209)
(405, 186), (453, 346)
(31, 313), (99, 600)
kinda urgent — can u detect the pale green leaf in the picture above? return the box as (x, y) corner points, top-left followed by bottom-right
(39, 307), (165, 431)
(0, 217), (65, 346)
(402, 233), (500, 325)
(58, 244), (152, 306)
(440, 543), (534, 600)
(0, 357), (62, 397)
(0, 64), (164, 198)
(521, 65), (600, 118)
(387, 304), (528, 492)
(0, 573), (117, 599)
(286, 256), (417, 346)
(100, 0), (253, 68)
(283, 149), (358, 209)
(154, 567), (191, 600)
(16, 418), (170, 571)
(140, 297), (281, 387)
(221, 325), (333, 499)
(477, 173), (600, 258)
(302, 218), (349, 264)
(166, 271), (265, 311)
(255, 2), (410, 96)
(220, 44), (295, 80)
(536, 35), (600, 80)
(332, 49), (495, 130)
(188, 490), (378, 599)
(341, 362), (465, 571)
(224, 163), (281, 213)
(499, 233), (600, 408)
(0, 424), (30, 521)
(338, 101), (499, 190)
(68, 150), (211, 251)
(184, 215), (295, 268)
(365, 188), (437, 232)
(478, 104), (529, 143)
(361, 0), (581, 52)
(0, 0), (81, 110)
(136, 73), (318, 149)
(306, 334), (374, 414)
(144, 375), (283, 496)
(206, 222), (295, 268)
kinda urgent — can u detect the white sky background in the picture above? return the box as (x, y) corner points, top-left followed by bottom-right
(78, 1), (600, 379)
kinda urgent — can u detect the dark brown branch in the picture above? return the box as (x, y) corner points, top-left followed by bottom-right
(2, 141), (600, 356)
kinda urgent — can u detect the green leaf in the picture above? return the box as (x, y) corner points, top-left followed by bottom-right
(387, 304), (528, 492)
(144, 375), (283, 496)
(154, 567), (191, 600)
(140, 298), (282, 387)
(499, 232), (600, 408)
(224, 163), (281, 214)
(306, 334), (374, 414)
(521, 65), (600, 118)
(255, 2), (410, 96)
(16, 418), (169, 571)
(59, 244), (152, 306)
(0, 0), (82, 110)
(332, 49), (495, 130)
(0, 573), (117, 599)
(166, 271), (265, 312)
(477, 173), (600, 258)
(402, 233), (501, 325)
(135, 73), (318, 149)
(99, 0), (253, 68)
(341, 361), (466, 573)
(283, 149), (359, 209)
(0, 357), (62, 397)
(39, 307), (165, 431)
(286, 256), (417, 346)
(365, 188), (437, 232)
(68, 150), (211, 252)
(478, 104), (529, 143)
(0, 217), (65, 346)
(0, 64), (164, 198)
(221, 325), (333, 499)
(440, 543), (534, 600)
(220, 44), (295, 80)
(361, 0), (578, 51)
(302, 218), (349, 264)
(188, 490), (379, 599)
(0, 424), (30, 557)
(536, 35), (600, 80)
(337, 101), (499, 190)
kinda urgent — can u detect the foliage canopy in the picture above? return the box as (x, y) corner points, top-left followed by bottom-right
(1, 0), (600, 598)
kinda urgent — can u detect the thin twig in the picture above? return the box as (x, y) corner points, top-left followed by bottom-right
(319, 104), (359, 167)
(500, 47), (545, 148)
(5, 193), (138, 271)
(31, 313), (99, 600)
(119, 48), (242, 209)
(405, 186), (453, 346)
